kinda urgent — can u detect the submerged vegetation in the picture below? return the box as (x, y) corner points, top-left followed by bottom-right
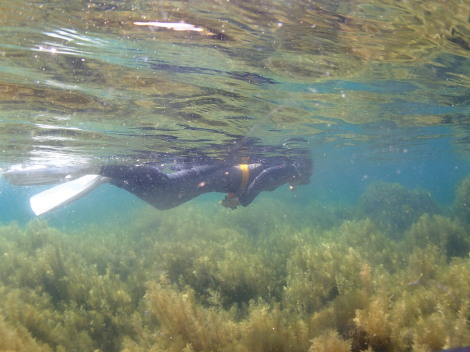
(455, 175), (470, 225)
(0, 180), (469, 352)
(359, 182), (439, 237)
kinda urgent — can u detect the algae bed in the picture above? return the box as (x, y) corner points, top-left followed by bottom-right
(0, 177), (469, 352)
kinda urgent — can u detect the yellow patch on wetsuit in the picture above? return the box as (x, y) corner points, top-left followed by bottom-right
(239, 164), (250, 189)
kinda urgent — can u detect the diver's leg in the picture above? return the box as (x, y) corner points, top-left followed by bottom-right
(99, 164), (169, 188)
(99, 164), (175, 209)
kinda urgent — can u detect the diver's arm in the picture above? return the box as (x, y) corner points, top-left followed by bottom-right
(238, 164), (295, 206)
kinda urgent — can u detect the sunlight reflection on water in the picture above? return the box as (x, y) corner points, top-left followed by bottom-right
(0, 0), (468, 165)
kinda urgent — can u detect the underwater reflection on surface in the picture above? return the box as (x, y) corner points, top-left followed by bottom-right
(0, 0), (469, 164)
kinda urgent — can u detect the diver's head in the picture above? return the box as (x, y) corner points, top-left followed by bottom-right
(290, 158), (313, 187)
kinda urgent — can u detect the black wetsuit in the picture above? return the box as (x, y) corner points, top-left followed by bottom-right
(100, 158), (311, 210)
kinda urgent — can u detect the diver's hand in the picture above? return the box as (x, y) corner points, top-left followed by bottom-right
(221, 195), (241, 209)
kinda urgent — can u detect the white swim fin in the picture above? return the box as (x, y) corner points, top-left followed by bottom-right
(30, 175), (110, 216)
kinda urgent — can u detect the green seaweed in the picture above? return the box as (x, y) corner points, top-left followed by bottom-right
(0, 178), (469, 351)
(405, 214), (470, 260)
(359, 182), (439, 237)
(0, 311), (52, 352)
(455, 175), (470, 224)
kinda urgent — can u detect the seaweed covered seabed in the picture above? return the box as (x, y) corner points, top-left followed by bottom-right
(0, 178), (469, 352)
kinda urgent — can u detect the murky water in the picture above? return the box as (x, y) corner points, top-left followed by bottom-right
(0, 0), (468, 165)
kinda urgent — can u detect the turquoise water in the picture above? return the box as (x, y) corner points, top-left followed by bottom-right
(0, 1), (470, 351)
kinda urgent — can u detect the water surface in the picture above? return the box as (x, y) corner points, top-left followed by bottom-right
(0, 0), (468, 165)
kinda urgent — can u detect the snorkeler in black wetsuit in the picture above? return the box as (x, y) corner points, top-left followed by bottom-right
(99, 157), (312, 210)
(2, 155), (312, 214)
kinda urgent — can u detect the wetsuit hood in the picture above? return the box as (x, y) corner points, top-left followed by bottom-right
(292, 158), (313, 185)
